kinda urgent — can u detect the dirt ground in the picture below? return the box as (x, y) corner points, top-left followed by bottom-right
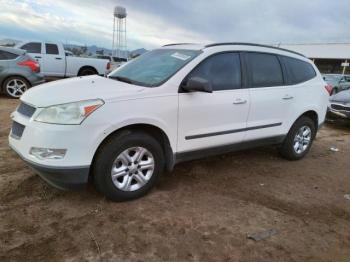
(0, 96), (350, 262)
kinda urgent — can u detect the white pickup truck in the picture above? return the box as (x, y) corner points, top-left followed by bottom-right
(17, 41), (110, 78)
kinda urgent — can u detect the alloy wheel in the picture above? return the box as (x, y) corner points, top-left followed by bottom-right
(6, 79), (28, 98)
(110, 147), (154, 191)
(293, 125), (312, 154)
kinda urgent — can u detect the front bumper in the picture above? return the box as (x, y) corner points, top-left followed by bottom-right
(326, 108), (350, 121)
(10, 144), (89, 190)
(7, 106), (108, 190)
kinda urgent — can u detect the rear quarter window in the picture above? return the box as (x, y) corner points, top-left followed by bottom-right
(0, 50), (19, 60)
(281, 56), (316, 84)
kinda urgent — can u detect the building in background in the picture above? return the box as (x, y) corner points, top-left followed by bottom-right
(280, 43), (350, 74)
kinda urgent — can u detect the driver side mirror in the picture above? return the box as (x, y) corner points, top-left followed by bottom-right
(181, 77), (212, 93)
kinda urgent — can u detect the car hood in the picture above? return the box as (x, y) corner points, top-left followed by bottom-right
(330, 90), (350, 104)
(21, 75), (146, 107)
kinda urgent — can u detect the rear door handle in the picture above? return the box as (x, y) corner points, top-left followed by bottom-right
(282, 95), (294, 100)
(55, 57), (62, 60)
(34, 56), (42, 59)
(233, 98), (247, 104)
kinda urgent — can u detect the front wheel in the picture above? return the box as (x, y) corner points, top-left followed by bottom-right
(92, 131), (165, 201)
(279, 116), (316, 160)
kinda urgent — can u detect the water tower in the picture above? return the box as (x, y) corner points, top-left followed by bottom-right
(112, 6), (127, 58)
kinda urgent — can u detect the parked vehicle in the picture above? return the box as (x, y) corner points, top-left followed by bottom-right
(17, 41), (110, 78)
(0, 46), (44, 98)
(94, 55), (127, 71)
(9, 43), (329, 201)
(323, 74), (350, 94)
(327, 89), (350, 121)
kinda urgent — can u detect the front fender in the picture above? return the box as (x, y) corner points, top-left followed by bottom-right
(88, 117), (176, 165)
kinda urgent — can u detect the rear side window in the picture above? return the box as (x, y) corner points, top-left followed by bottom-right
(45, 44), (59, 55)
(282, 56), (316, 84)
(246, 53), (284, 87)
(113, 57), (127, 62)
(97, 56), (110, 60)
(0, 50), (19, 60)
(185, 53), (241, 91)
(21, 42), (41, 54)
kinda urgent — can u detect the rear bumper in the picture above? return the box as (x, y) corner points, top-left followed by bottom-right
(9, 144), (90, 190)
(28, 73), (45, 86)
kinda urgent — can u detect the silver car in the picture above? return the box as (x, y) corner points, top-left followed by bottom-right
(0, 46), (44, 98)
(323, 74), (350, 95)
(327, 89), (350, 121)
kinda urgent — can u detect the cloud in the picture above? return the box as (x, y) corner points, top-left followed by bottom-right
(0, 0), (349, 50)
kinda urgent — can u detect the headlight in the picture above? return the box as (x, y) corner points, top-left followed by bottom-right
(34, 99), (104, 125)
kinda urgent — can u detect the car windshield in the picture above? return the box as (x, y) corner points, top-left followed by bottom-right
(109, 49), (201, 87)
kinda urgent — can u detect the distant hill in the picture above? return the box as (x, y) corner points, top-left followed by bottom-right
(64, 44), (148, 58)
(0, 38), (147, 58)
(0, 38), (21, 47)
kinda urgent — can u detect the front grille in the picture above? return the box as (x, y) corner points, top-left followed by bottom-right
(11, 121), (25, 139)
(17, 102), (36, 117)
(331, 104), (350, 112)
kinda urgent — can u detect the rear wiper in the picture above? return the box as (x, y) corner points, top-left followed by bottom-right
(109, 75), (134, 84)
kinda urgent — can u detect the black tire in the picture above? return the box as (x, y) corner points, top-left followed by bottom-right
(92, 130), (165, 201)
(78, 67), (97, 76)
(2, 76), (30, 98)
(279, 116), (316, 160)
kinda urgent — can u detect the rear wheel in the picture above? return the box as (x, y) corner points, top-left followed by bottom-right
(279, 116), (316, 160)
(3, 76), (30, 98)
(93, 131), (164, 201)
(78, 67), (97, 76)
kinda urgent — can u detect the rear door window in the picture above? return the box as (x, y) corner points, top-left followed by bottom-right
(20, 42), (42, 54)
(184, 52), (242, 91)
(45, 43), (59, 55)
(245, 52), (284, 88)
(281, 56), (316, 84)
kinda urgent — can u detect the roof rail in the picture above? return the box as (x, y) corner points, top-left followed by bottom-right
(204, 42), (305, 57)
(162, 43), (196, 47)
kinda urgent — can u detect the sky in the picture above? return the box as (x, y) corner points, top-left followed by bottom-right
(0, 0), (350, 50)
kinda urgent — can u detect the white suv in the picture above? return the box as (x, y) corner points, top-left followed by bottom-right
(9, 43), (329, 201)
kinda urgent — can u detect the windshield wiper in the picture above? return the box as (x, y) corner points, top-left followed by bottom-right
(109, 75), (134, 84)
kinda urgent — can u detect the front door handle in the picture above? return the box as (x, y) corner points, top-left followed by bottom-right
(282, 95), (294, 100)
(34, 56), (42, 59)
(55, 57), (62, 60)
(233, 98), (247, 104)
